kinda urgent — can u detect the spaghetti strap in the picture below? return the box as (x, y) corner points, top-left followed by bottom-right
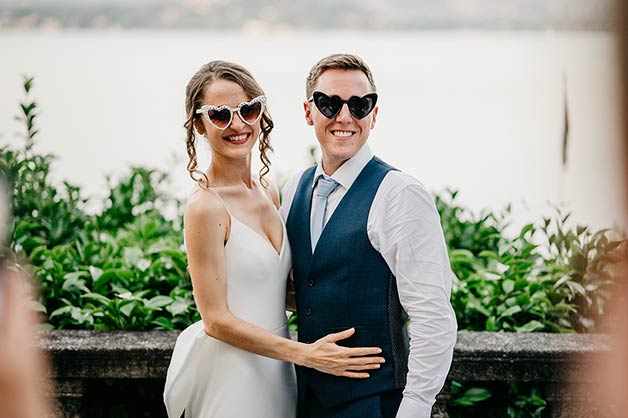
(194, 185), (284, 256)
(203, 187), (234, 217)
(192, 186), (233, 245)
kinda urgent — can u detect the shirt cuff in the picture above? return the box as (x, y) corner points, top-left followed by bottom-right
(395, 396), (434, 418)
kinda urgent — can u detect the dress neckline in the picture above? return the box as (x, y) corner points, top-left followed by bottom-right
(204, 187), (285, 257)
(229, 215), (286, 258)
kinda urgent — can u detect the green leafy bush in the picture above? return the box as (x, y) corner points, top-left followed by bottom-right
(449, 381), (546, 418)
(3, 76), (198, 330)
(437, 192), (626, 418)
(5, 76), (626, 336)
(437, 191), (626, 333)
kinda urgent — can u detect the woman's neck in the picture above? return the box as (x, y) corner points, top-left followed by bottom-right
(206, 153), (254, 188)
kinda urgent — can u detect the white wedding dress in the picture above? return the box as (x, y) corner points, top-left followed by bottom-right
(163, 205), (297, 418)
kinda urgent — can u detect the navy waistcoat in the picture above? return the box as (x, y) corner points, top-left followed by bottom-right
(286, 157), (409, 407)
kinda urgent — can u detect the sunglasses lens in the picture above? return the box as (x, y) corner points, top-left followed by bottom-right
(348, 95), (376, 119)
(314, 93), (341, 119)
(239, 101), (263, 124)
(207, 108), (232, 129)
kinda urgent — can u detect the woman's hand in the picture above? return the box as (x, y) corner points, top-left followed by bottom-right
(301, 328), (385, 378)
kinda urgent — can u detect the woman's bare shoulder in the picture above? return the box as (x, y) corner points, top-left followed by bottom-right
(258, 177), (280, 208)
(184, 187), (230, 225)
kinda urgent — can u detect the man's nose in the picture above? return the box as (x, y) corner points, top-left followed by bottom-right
(335, 103), (352, 123)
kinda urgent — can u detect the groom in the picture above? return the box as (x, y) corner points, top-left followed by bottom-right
(280, 53), (457, 418)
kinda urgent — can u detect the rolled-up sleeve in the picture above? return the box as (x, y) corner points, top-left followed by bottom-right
(368, 174), (457, 418)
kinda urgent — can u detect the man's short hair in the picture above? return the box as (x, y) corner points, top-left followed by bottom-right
(305, 53), (377, 98)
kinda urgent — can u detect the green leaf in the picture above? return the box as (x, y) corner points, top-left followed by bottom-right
(451, 380), (463, 392)
(502, 280), (515, 294)
(141, 220), (159, 238)
(151, 317), (175, 330)
(478, 250), (499, 260)
(83, 292), (111, 305)
(70, 308), (94, 325)
(485, 316), (497, 331)
(514, 279), (529, 291)
(568, 251), (587, 272)
(167, 299), (190, 316)
(94, 269), (134, 290)
(123, 247), (143, 266)
(62, 275), (89, 293)
(566, 281), (587, 297)
(515, 320), (545, 333)
(550, 302), (576, 314)
(14, 221), (41, 236)
(50, 306), (74, 319)
(516, 293), (530, 306)
(519, 223), (535, 239)
(146, 295), (173, 308)
(119, 302), (136, 317)
(137, 259), (151, 272)
(64, 271), (89, 281)
(117, 291), (133, 300)
(500, 305), (522, 318)
(26, 300), (47, 313)
(521, 243), (538, 256)
(451, 386), (493, 405)
(462, 387), (492, 402)
(89, 266), (104, 281)
(450, 249), (476, 260)
(530, 291), (548, 301)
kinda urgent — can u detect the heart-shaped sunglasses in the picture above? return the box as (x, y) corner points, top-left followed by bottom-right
(308, 91), (378, 120)
(196, 95), (266, 130)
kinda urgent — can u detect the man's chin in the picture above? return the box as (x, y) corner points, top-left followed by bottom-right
(323, 146), (358, 161)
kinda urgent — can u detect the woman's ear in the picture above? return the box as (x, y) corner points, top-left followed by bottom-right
(194, 120), (206, 137)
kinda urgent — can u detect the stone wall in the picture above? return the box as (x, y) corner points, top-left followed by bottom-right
(36, 331), (612, 418)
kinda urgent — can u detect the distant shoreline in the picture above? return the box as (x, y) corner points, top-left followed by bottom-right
(0, 0), (616, 31)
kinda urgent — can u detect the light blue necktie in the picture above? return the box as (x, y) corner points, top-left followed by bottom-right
(310, 175), (339, 251)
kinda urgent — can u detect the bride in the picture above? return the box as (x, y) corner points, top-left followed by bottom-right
(163, 61), (384, 418)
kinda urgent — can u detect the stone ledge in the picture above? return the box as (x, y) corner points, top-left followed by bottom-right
(34, 331), (613, 418)
(451, 331), (612, 382)
(37, 330), (178, 379)
(36, 330), (612, 381)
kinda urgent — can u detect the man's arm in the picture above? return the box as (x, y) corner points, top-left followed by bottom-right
(369, 174), (457, 418)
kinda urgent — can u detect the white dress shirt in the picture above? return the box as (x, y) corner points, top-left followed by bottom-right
(279, 144), (458, 418)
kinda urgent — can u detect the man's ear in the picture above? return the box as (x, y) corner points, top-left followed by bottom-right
(370, 106), (378, 129)
(304, 101), (314, 126)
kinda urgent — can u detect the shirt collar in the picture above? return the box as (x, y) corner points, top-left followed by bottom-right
(311, 144), (373, 190)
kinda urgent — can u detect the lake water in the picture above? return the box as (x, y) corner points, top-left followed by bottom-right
(0, 29), (624, 231)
